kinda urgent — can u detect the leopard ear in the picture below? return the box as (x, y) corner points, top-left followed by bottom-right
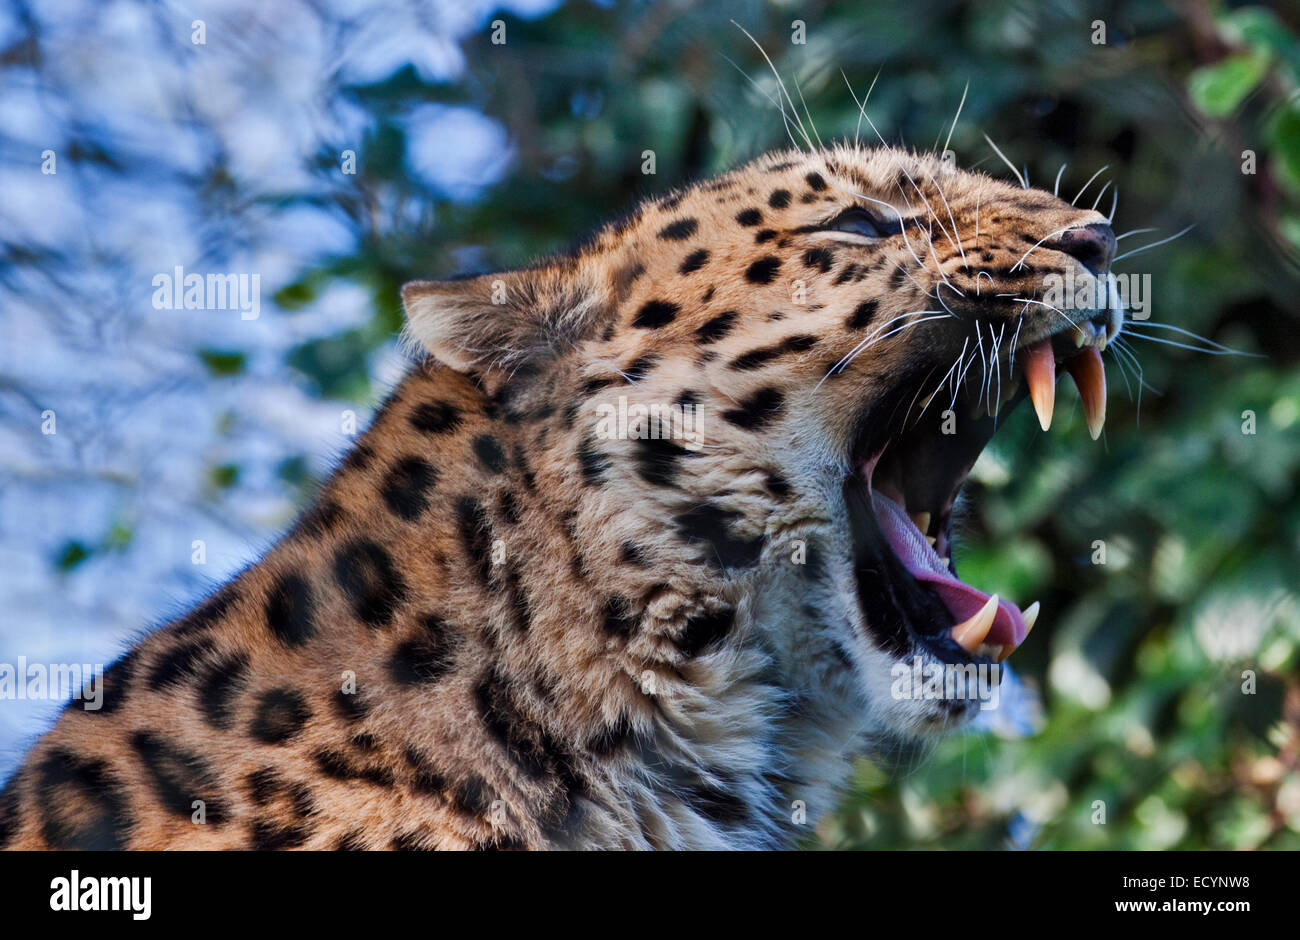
(401, 262), (610, 374)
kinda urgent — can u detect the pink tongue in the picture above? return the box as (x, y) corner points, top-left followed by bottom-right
(870, 491), (1027, 648)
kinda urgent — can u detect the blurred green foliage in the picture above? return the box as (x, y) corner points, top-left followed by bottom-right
(271, 0), (1300, 848)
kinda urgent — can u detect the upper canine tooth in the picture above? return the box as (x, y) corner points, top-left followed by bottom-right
(952, 594), (1000, 653)
(1022, 341), (1056, 431)
(1064, 347), (1106, 440)
(1071, 325), (1087, 347)
(911, 511), (931, 534)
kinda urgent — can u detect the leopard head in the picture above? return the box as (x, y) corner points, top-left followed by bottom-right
(402, 144), (1121, 752)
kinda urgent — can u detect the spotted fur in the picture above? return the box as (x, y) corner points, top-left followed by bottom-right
(0, 145), (1115, 849)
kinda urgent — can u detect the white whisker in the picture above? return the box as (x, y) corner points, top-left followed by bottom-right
(914, 336), (968, 424)
(1071, 165), (1109, 206)
(1008, 315), (1024, 376)
(791, 67), (824, 151)
(841, 68), (881, 149)
(1124, 320), (1262, 356)
(982, 134), (1027, 188)
(1011, 225), (1071, 272)
(731, 21), (815, 152)
(829, 315), (950, 382)
(904, 174), (962, 260)
(1011, 295), (1080, 329)
(924, 168), (969, 270)
(942, 80), (969, 155)
(1090, 179), (1112, 212)
(1112, 224), (1195, 263)
(817, 310), (942, 387)
(722, 52), (806, 153)
(991, 322), (1006, 419)
(1121, 332), (1252, 356)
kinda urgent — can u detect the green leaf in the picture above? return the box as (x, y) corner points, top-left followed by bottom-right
(1220, 7), (1300, 82)
(56, 540), (90, 571)
(210, 463), (240, 489)
(198, 349), (247, 377)
(286, 329), (371, 400)
(277, 455), (309, 486)
(1267, 103), (1300, 192)
(103, 520), (133, 552)
(273, 279), (317, 310)
(1188, 53), (1270, 117)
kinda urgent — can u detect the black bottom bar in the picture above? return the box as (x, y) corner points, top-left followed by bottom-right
(0, 849), (1285, 925)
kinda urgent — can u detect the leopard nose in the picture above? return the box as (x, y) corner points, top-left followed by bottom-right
(1050, 223), (1116, 276)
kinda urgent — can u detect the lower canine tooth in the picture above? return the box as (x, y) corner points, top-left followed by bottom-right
(911, 511), (931, 534)
(951, 594), (999, 653)
(1022, 600), (1040, 634)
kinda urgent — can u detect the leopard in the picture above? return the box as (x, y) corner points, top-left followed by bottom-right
(0, 143), (1122, 850)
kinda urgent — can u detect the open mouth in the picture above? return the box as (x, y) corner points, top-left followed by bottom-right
(845, 317), (1111, 666)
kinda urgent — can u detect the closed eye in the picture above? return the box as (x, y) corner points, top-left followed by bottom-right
(821, 206), (903, 239)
